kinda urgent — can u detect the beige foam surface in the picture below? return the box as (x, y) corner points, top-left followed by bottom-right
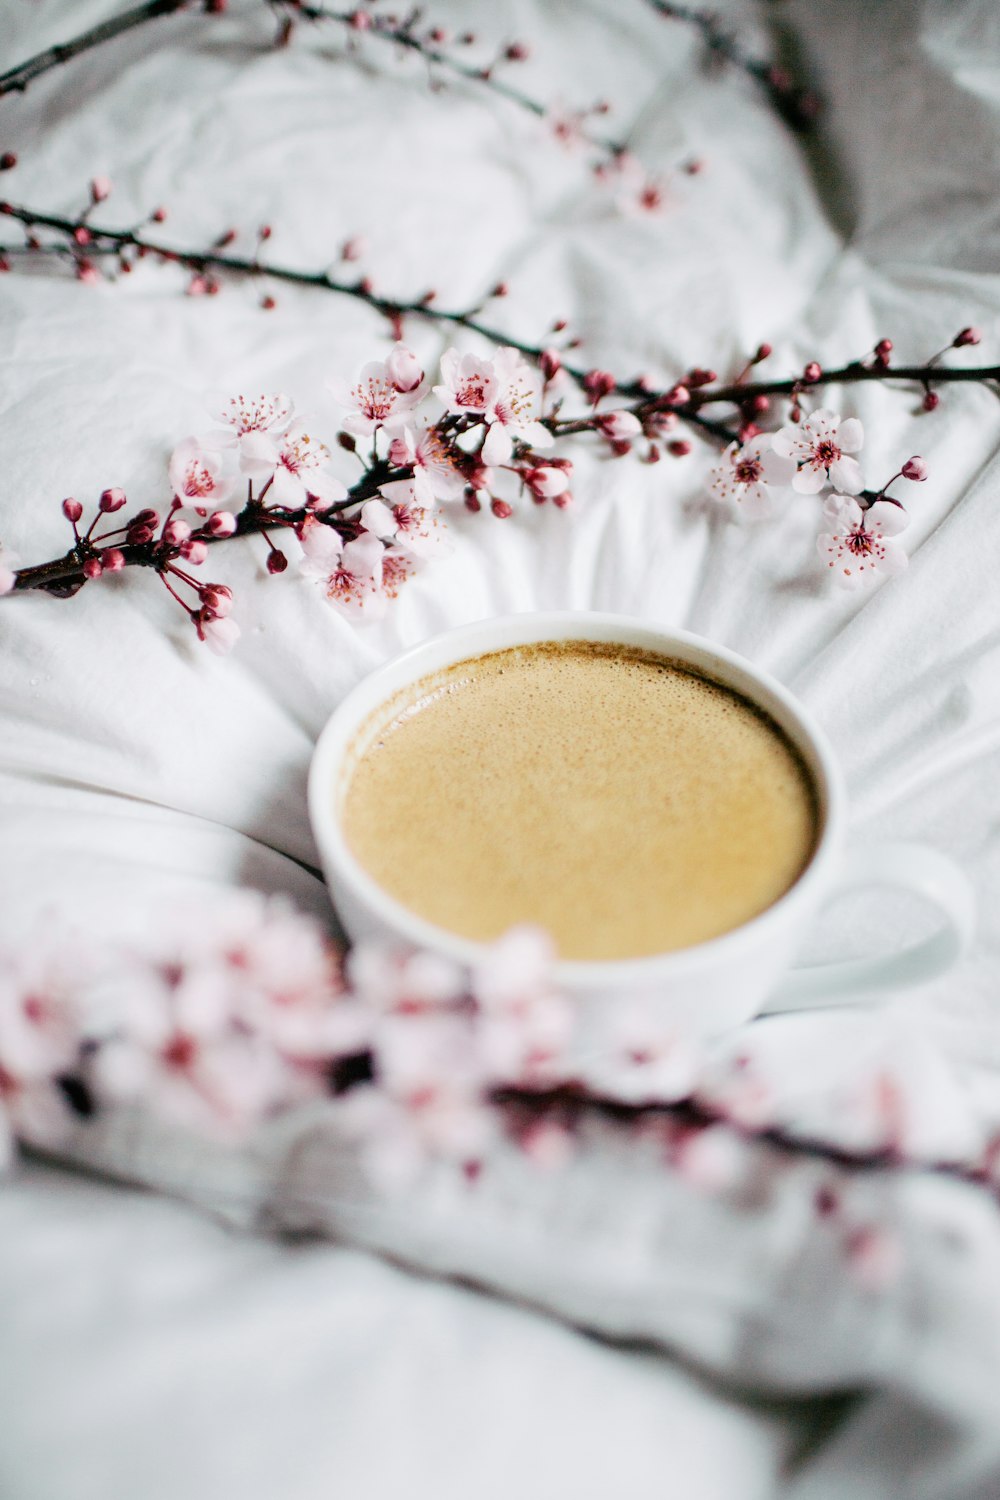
(341, 642), (817, 960)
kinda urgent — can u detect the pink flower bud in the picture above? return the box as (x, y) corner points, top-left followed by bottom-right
(754, 342), (772, 362)
(922, 390), (940, 411)
(748, 393), (770, 414)
(62, 497), (83, 523)
(127, 525), (155, 545)
(464, 492), (482, 513)
(206, 510), (237, 537)
(90, 175), (112, 203)
(526, 466), (570, 499)
(664, 384), (690, 408)
(0, 152), (17, 172)
(99, 486), (126, 512)
(582, 368), (615, 402)
(201, 614), (240, 655)
(875, 338), (893, 360)
(540, 348), (562, 381)
(552, 490), (573, 509)
(187, 274), (209, 297)
(686, 367), (717, 388)
(261, 295), (276, 311)
(82, 557), (103, 580)
(134, 508), (159, 527)
(803, 361), (822, 383)
(266, 549), (288, 574)
(504, 41), (530, 61)
(385, 344), (423, 393)
(388, 436), (412, 467)
(954, 326), (982, 347)
(490, 498), (513, 519)
(349, 8), (372, 28)
(200, 584), (233, 617)
(0, 255), (8, 273)
(100, 547), (125, 572)
(668, 439), (692, 457)
(258, 224), (272, 242)
(151, 206), (167, 224)
(901, 455), (928, 481)
(73, 225), (92, 246)
(76, 261), (99, 285)
(163, 518), (191, 546)
(596, 410), (642, 441)
(340, 236), (366, 262)
(645, 444), (661, 463)
(180, 539), (208, 565)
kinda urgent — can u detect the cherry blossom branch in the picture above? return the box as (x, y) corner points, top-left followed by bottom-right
(493, 1083), (1000, 1204)
(645, 0), (821, 130)
(0, 0), (201, 99)
(273, 1), (635, 170)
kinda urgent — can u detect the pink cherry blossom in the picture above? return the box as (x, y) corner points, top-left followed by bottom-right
(262, 423), (348, 508)
(200, 614), (241, 654)
(433, 349), (497, 417)
(388, 424), (465, 504)
(384, 343), (425, 394)
(707, 434), (797, 519)
(817, 495), (909, 587)
(0, 950), (82, 1165)
(209, 393), (294, 477)
(472, 927), (571, 1084)
(0, 544), (20, 596)
(168, 437), (237, 512)
(772, 409), (865, 495)
(325, 532), (387, 619)
(481, 347), (553, 466)
(525, 465), (570, 500)
(335, 350), (427, 437)
(363, 487), (452, 558)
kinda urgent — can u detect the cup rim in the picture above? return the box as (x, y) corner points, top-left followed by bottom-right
(308, 611), (846, 986)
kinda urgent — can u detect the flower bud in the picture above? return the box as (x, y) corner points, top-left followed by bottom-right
(260, 295), (276, 311)
(82, 557), (103, 580)
(163, 518), (191, 546)
(90, 176), (112, 203)
(540, 348), (562, 381)
(151, 206), (167, 224)
(686, 368), (717, 388)
(754, 342), (772, 362)
(73, 225), (92, 246)
(664, 384), (690, 408)
(76, 260), (99, 285)
(62, 497), (83, 523)
(668, 439), (692, 457)
(100, 547), (125, 572)
(954, 326), (982, 347)
(180, 538), (208, 565)
(874, 338), (893, 360)
(490, 498), (513, 519)
(922, 390), (940, 411)
(386, 344), (423, 393)
(200, 584), (233, 617)
(504, 41), (530, 61)
(349, 8), (372, 28)
(127, 525), (155, 546)
(803, 361), (822, 383)
(99, 486), (126, 512)
(596, 410), (642, 441)
(0, 152), (17, 172)
(491, 281), (509, 298)
(266, 549), (288, 574)
(748, 394), (770, 414)
(388, 435), (413, 467)
(552, 490), (573, 509)
(338, 431), (358, 453)
(464, 492), (482, 513)
(526, 466), (569, 499)
(206, 510), (236, 537)
(583, 368), (615, 401)
(901, 455), (928, 481)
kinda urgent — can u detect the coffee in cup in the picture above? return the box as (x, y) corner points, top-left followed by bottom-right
(340, 641), (818, 962)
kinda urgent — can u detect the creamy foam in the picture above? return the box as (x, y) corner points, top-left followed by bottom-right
(340, 641), (818, 961)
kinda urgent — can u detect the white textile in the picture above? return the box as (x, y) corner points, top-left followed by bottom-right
(2, 0), (1000, 1496)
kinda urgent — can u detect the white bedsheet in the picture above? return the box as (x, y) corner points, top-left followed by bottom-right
(3, 0), (1000, 1495)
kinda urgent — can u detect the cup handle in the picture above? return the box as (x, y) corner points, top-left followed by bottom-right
(760, 842), (976, 1015)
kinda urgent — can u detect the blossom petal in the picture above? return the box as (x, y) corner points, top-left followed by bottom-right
(792, 465), (827, 494)
(867, 499), (910, 537)
(829, 455), (864, 495)
(758, 448), (797, 487)
(482, 421), (513, 466)
(360, 498), (397, 539)
(838, 417), (864, 454)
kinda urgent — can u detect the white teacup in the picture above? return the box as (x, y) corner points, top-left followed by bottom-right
(308, 612), (974, 1039)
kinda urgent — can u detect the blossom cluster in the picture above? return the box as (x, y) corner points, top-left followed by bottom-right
(7, 889), (989, 1287)
(707, 409), (919, 586)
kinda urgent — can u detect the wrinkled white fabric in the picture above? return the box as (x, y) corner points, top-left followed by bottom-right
(2, 0), (1000, 1495)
